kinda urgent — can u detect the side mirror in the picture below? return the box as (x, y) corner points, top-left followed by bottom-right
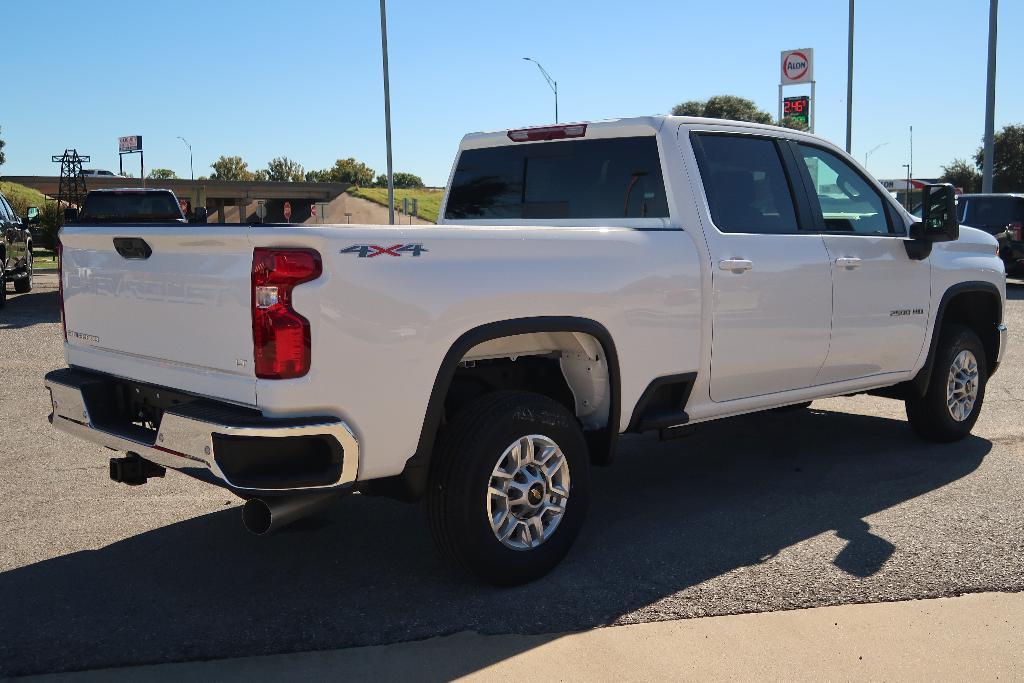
(910, 184), (958, 243)
(191, 206), (209, 224)
(64, 208), (79, 223)
(26, 207), (40, 224)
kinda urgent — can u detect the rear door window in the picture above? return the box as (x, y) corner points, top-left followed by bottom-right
(444, 136), (668, 220)
(691, 133), (799, 234)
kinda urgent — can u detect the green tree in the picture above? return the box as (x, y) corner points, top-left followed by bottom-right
(0, 126), (6, 168)
(974, 124), (1024, 193)
(147, 168), (178, 180)
(304, 168), (331, 183)
(210, 155), (254, 181)
(328, 157), (375, 186)
(373, 172), (425, 189)
(940, 158), (981, 193)
(266, 156), (305, 182)
(778, 116), (809, 132)
(672, 95), (773, 124)
(253, 169), (269, 182)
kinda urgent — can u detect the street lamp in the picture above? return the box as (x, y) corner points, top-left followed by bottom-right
(177, 136), (193, 180)
(864, 142), (888, 171)
(902, 163), (912, 210)
(522, 57), (558, 123)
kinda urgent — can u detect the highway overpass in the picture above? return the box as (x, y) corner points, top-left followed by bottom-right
(4, 176), (351, 222)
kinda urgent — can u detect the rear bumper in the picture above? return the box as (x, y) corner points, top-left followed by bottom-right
(45, 368), (358, 495)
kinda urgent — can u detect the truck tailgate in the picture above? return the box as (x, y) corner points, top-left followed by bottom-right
(60, 225), (257, 405)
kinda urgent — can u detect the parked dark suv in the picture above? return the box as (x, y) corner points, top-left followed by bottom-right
(957, 194), (1024, 275)
(0, 190), (34, 307)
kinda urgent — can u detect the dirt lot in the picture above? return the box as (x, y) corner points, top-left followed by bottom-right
(1, 273), (1022, 677)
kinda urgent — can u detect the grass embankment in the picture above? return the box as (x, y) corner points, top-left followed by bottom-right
(348, 187), (443, 223)
(0, 181), (47, 215)
(33, 249), (59, 271)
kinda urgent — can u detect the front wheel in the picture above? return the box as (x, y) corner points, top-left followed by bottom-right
(906, 324), (987, 442)
(425, 391), (590, 586)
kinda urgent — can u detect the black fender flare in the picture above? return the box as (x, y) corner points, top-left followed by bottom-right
(912, 280), (1002, 396)
(397, 316), (622, 499)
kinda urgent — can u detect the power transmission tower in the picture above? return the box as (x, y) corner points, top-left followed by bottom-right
(51, 149), (90, 208)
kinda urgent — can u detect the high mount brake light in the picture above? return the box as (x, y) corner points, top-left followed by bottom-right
(251, 248), (322, 379)
(506, 124), (588, 142)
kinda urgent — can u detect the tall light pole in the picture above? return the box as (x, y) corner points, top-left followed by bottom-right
(845, 0), (854, 153)
(379, 0), (395, 224)
(523, 57), (558, 123)
(864, 142), (887, 171)
(982, 0), (998, 193)
(177, 136), (193, 180)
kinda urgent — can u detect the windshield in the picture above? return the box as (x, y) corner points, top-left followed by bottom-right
(80, 192), (185, 221)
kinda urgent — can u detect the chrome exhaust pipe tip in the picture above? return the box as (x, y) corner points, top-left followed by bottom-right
(242, 491), (340, 536)
(241, 498), (274, 535)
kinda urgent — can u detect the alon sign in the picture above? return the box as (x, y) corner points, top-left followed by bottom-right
(780, 49), (813, 85)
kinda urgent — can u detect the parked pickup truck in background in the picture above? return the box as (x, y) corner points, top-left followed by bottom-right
(46, 116), (1007, 585)
(1, 188), (35, 307)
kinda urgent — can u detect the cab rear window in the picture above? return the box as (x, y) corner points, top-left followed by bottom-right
(444, 136), (668, 220)
(81, 192), (184, 221)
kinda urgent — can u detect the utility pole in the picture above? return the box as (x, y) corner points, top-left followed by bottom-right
(982, 0), (998, 193)
(379, 0), (395, 224)
(845, 0), (854, 153)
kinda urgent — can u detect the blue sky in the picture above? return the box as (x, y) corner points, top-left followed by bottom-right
(3, 1), (1021, 186)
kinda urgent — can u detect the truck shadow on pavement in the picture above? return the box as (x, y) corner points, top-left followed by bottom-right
(0, 407), (990, 677)
(0, 288), (61, 329)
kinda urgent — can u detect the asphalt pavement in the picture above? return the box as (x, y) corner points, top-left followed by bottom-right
(2, 273), (1022, 677)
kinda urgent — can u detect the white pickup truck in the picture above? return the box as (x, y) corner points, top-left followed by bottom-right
(47, 116), (1007, 585)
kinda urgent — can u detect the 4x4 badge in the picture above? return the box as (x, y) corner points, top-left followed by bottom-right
(340, 244), (428, 258)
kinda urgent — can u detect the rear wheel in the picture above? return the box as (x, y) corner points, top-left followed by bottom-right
(425, 391), (590, 586)
(905, 324), (987, 442)
(13, 256), (32, 293)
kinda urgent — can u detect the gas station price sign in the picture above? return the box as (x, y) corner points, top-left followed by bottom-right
(783, 96), (810, 126)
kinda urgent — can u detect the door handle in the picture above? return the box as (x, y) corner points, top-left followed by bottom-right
(718, 258), (753, 272)
(835, 257), (862, 269)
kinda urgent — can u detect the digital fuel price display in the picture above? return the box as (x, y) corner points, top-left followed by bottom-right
(783, 96), (810, 126)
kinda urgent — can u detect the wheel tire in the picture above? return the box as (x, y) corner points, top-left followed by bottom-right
(425, 391), (590, 586)
(906, 324), (987, 442)
(13, 256), (32, 294)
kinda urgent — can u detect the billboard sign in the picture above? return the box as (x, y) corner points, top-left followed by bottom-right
(783, 95), (810, 126)
(118, 135), (143, 153)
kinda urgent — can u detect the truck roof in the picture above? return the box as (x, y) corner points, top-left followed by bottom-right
(458, 115), (813, 151)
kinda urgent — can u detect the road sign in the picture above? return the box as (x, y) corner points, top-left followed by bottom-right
(283, 201), (292, 222)
(256, 201), (267, 221)
(783, 95), (810, 126)
(118, 135), (143, 153)
(780, 49), (813, 85)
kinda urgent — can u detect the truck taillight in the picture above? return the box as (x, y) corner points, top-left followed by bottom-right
(1010, 221), (1022, 242)
(57, 239), (67, 341)
(251, 248), (322, 379)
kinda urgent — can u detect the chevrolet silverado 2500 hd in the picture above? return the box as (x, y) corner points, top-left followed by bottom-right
(46, 116), (1007, 585)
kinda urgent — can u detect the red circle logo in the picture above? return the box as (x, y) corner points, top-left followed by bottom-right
(783, 51), (809, 82)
